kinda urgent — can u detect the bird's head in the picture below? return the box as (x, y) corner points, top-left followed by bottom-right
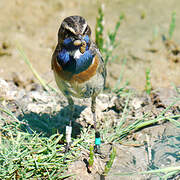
(58, 16), (91, 53)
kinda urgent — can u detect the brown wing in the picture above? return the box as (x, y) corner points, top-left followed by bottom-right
(90, 41), (106, 87)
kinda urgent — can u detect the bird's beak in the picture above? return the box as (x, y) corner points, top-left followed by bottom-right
(73, 35), (86, 47)
(73, 39), (82, 46)
(73, 39), (86, 54)
(73, 35), (87, 53)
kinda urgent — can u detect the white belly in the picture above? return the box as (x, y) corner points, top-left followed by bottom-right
(53, 71), (103, 99)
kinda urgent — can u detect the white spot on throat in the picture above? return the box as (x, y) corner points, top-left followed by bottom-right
(74, 49), (83, 60)
(73, 49), (95, 65)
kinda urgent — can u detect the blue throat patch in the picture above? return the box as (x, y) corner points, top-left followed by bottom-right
(63, 38), (79, 51)
(57, 36), (94, 74)
(75, 50), (93, 74)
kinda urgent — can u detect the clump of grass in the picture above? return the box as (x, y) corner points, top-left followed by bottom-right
(104, 98), (180, 143)
(95, 4), (124, 66)
(103, 146), (116, 176)
(168, 11), (176, 40)
(145, 68), (152, 95)
(0, 108), (77, 179)
(0, 105), (102, 178)
(88, 145), (94, 168)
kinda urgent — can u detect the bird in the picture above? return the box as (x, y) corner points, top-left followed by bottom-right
(51, 16), (106, 153)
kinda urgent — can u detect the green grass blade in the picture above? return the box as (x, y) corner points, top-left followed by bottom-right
(16, 42), (49, 91)
(145, 68), (152, 95)
(168, 11), (176, 39)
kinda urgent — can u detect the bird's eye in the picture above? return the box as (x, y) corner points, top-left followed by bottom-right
(65, 29), (75, 38)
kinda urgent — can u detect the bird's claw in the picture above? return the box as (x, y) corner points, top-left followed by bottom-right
(65, 142), (72, 152)
(94, 145), (106, 159)
(94, 145), (101, 154)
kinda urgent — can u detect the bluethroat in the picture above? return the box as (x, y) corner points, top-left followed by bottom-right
(51, 16), (106, 153)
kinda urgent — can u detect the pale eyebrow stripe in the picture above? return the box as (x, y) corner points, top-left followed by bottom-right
(65, 25), (76, 35)
(62, 21), (76, 34)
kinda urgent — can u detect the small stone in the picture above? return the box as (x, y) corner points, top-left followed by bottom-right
(0, 79), (9, 98)
(131, 97), (143, 109)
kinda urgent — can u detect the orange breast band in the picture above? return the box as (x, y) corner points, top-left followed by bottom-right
(52, 55), (99, 83)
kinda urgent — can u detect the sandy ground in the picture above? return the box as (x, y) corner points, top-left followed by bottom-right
(0, 0), (180, 91)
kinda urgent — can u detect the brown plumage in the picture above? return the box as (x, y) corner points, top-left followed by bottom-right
(52, 54), (99, 83)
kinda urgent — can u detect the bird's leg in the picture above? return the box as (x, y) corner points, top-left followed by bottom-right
(91, 96), (101, 154)
(65, 96), (74, 152)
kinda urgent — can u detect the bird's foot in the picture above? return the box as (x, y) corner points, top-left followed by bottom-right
(94, 145), (106, 159)
(65, 142), (72, 152)
(94, 144), (101, 154)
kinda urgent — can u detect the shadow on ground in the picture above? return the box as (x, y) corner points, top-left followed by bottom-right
(18, 104), (86, 138)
